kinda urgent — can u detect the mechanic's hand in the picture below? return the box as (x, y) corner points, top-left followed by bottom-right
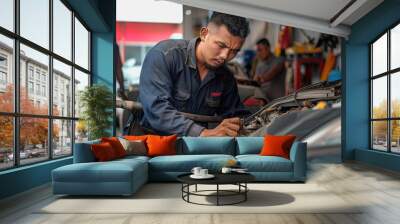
(253, 75), (264, 84)
(200, 117), (240, 137)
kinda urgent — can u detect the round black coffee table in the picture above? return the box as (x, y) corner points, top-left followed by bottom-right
(177, 173), (255, 206)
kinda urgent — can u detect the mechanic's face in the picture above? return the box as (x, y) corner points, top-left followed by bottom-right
(256, 44), (270, 60)
(199, 24), (244, 70)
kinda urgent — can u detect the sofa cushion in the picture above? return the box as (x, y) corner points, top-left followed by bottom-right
(91, 142), (118, 161)
(115, 155), (150, 163)
(119, 138), (147, 156)
(52, 158), (147, 183)
(236, 137), (264, 155)
(53, 163), (133, 183)
(147, 135), (177, 157)
(124, 135), (148, 142)
(73, 139), (100, 163)
(179, 137), (235, 155)
(236, 155), (293, 172)
(260, 134), (296, 159)
(52, 157), (148, 195)
(148, 154), (235, 172)
(101, 137), (127, 158)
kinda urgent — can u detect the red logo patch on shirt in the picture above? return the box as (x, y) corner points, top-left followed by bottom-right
(211, 92), (222, 97)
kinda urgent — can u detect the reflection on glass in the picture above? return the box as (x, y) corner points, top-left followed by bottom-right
(372, 77), (387, 119)
(53, 59), (72, 117)
(74, 18), (89, 70)
(372, 33), (387, 76)
(20, 44), (49, 115)
(372, 121), (388, 151)
(0, 116), (13, 170)
(53, 119), (72, 157)
(0, 0), (14, 31)
(391, 120), (400, 153)
(20, 117), (49, 165)
(391, 24), (400, 70)
(391, 72), (400, 118)
(0, 34), (14, 112)
(74, 69), (89, 118)
(53, 0), (72, 60)
(20, 0), (49, 49)
(75, 120), (88, 143)
(122, 45), (155, 88)
(126, 46), (142, 66)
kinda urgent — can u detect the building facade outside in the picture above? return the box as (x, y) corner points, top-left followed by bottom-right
(0, 41), (77, 168)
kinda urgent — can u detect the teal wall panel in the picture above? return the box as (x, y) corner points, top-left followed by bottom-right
(355, 149), (400, 172)
(91, 0), (116, 136)
(344, 0), (400, 171)
(343, 44), (369, 160)
(92, 32), (116, 136)
(0, 158), (72, 199)
(0, 0), (116, 200)
(65, 0), (109, 32)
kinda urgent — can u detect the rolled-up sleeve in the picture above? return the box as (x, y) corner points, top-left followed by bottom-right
(139, 50), (205, 136)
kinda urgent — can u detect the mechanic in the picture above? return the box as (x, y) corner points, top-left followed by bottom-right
(251, 38), (286, 101)
(139, 12), (250, 137)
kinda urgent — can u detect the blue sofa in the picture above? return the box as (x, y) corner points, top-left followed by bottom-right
(52, 137), (307, 196)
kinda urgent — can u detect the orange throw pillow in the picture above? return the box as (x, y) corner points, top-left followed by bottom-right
(91, 142), (117, 161)
(101, 137), (126, 158)
(146, 135), (177, 157)
(259, 134), (296, 159)
(124, 135), (148, 142)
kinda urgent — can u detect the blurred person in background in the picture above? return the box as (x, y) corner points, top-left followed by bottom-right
(251, 38), (286, 102)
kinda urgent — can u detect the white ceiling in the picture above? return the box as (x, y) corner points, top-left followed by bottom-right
(117, 0), (183, 23)
(163, 0), (384, 37)
(224, 0), (352, 22)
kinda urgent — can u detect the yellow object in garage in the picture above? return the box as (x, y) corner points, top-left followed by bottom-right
(313, 101), (328, 110)
(274, 42), (281, 57)
(320, 50), (336, 81)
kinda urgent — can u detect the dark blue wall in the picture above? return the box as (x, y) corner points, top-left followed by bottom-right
(344, 0), (400, 171)
(0, 0), (116, 200)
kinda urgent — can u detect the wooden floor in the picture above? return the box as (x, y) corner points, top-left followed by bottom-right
(1, 146), (400, 224)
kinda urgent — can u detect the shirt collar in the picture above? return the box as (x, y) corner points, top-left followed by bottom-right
(186, 37), (199, 70)
(187, 37), (217, 84)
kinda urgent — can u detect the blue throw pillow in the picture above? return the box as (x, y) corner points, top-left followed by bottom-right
(236, 137), (264, 155)
(180, 137), (235, 155)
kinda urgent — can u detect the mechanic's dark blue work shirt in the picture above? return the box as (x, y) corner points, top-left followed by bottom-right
(139, 38), (249, 136)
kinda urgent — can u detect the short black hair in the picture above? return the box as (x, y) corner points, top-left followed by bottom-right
(209, 12), (250, 38)
(256, 38), (270, 47)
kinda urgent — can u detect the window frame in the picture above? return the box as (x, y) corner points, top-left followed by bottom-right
(0, 53), (8, 90)
(370, 20), (400, 154)
(0, 70), (7, 86)
(0, 0), (92, 171)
